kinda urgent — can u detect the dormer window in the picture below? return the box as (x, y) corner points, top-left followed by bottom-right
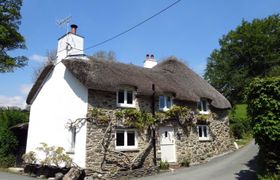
(159, 95), (173, 111)
(117, 89), (135, 108)
(198, 98), (209, 114)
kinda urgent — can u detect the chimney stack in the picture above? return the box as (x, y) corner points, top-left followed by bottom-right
(71, 24), (78, 34)
(144, 54), (157, 68)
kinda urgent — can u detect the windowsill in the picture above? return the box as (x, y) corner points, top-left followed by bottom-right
(198, 138), (211, 142)
(117, 103), (136, 108)
(198, 111), (210, 115)
(115, 147), (139, 152)
(159, 107), (171, 112)
(66, 151), (75, 155)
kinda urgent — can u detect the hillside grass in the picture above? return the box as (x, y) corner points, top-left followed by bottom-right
(229, 104), (252, 146)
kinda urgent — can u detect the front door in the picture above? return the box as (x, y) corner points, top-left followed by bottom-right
(159, 126), (176, 163)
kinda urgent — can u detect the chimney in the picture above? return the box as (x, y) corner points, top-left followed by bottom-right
(56, 24), (86, 63)
(71, 24), (78, 34)
(144, 54), (157, 68)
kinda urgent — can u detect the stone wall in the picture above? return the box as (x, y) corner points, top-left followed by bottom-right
(85, 89), (234, 178)
(85, 90), (155, 178)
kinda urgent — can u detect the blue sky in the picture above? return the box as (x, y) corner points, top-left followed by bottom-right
(0, 0), (279, 108)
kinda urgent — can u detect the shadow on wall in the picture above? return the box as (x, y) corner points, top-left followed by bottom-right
(234, 155), (258, 180)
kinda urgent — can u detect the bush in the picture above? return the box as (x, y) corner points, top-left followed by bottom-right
(159, 160), (169, 170)
(246, 77), (280, 175)
(0, 154), (16, 168)
(180, 158), (190, 167)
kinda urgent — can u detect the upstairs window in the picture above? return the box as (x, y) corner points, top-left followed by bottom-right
(159, 95), (173, 111)
(117, 89), (135, 108)
(197, 99), (209, 114)
(115, 129), (138, 151)
(197, 125), (209, 141)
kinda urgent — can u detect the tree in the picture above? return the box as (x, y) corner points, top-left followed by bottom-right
(32, 49), (57, 81)
(89, 50), (117, 61)
(204, 14), (280, 103)
(0, 0), (27, 73)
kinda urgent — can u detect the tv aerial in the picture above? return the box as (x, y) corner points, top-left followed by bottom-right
(56, 16), (72, 33)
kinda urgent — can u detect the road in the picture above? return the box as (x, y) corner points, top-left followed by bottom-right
(0, 141), (258, 180)
(139, 140), (258, 180)
(0, 172), (35, 180)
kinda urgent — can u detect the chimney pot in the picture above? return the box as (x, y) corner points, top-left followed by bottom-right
(146, 54), (150, 59)
(151, 54), (154, 59)
(71, 24), (78, 34)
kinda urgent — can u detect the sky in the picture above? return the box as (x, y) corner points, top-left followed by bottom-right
(0, 0), (279, 108)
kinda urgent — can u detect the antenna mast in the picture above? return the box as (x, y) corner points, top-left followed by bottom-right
(56, 16), (72, 33)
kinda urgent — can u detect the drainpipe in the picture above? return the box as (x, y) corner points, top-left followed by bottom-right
(152, 84), (157, 166)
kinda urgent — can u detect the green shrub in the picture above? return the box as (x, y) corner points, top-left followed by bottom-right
(246, 77), (280, 174)
(22, 151), (37, 164)
(159, 160), (169, 170)
(180, 158), (190, 167)
(0, 154), (16, 168)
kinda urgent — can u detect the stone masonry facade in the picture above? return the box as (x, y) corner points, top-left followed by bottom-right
(85, 89), (234, 178)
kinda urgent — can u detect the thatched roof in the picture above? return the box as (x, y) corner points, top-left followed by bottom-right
(61, 57), (231, 109)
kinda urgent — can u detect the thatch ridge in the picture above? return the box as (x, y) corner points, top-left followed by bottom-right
(62, 57), (231, 109)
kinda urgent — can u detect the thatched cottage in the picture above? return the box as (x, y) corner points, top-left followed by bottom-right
(26, 25), (234, 177)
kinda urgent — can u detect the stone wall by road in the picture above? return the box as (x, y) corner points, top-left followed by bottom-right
(85, 89), (234, 178)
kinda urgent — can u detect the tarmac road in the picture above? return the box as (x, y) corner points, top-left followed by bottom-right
(138, 140), (258, 180)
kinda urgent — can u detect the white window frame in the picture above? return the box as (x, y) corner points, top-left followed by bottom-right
(197, 125), (210, 141)
(115, 129), (138, 151)
(159, 95), (173, 111)
(198, 99), (210, 114)
(117, 89), (136, 108)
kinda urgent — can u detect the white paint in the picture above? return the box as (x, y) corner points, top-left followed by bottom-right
(159, 126), (176, 163)
(26, 62), (88, 168)
(57, 33), (84, 63)
(144, 58), (157, 68)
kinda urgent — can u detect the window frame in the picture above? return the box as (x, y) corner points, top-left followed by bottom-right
(197, 125), (210, 141)
(115, 129), (138, 151)
(198, 98), (210, 114)
(116, 89), (136, 108)
(159, 95), (173, 111)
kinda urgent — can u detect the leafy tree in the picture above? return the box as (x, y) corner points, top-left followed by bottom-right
(246, 77), (280, 175)
(204, 14), (280, 103)
(0, 0), (27, 73)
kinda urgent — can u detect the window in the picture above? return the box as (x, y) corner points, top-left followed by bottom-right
(159, 95), (173, 111)
(117, 89), (135, 107)
(197, 99), (209, 114)
(68, 126), (76, 153)
(115, 129), (138, 151)
(197, 125), (209, 141)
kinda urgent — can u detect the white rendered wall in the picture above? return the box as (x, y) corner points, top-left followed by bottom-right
(26, 62), (88, 168)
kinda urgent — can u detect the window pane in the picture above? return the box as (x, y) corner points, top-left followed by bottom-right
(198, 126), (202, 137)
(202, 100), (207, 111)
(159, 96), (165, 109)
(197, 102), (202, 111)
(127, 131), (135, 146)
(118, 90), (124, 104)
(127, 91), (133, 104)
(203, 126), (208, 138)
(166, 96), (171, 108)
(116, 131), (124, 146)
